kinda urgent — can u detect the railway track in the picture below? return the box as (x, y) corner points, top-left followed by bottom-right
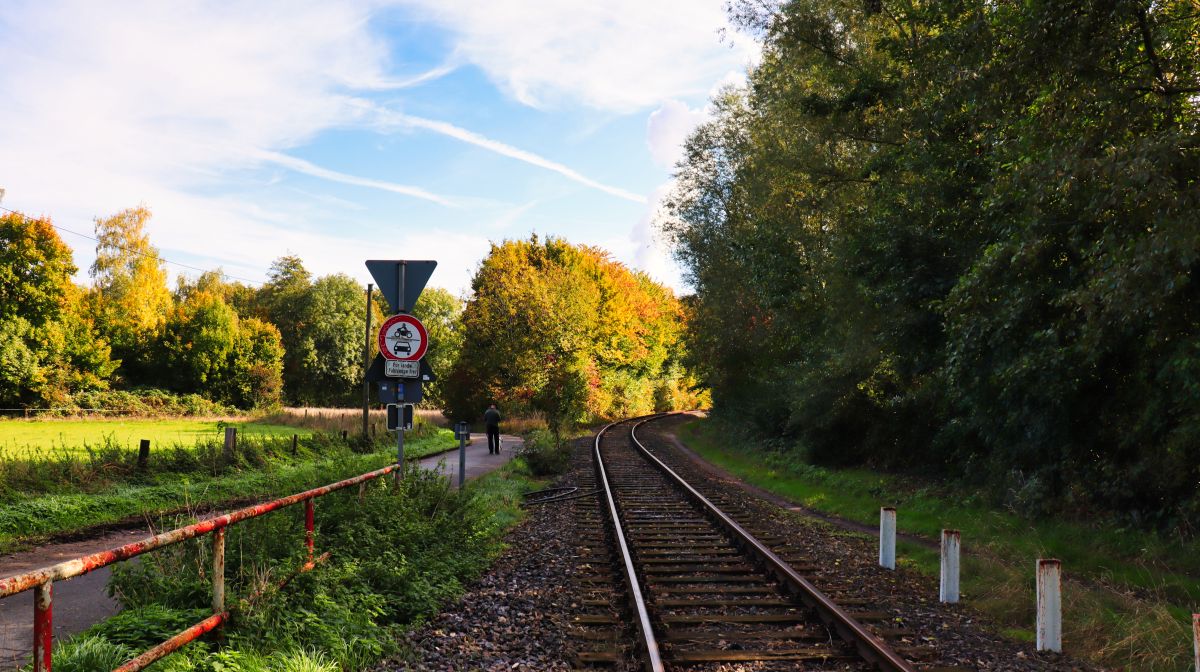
(579, 414), (920, 671)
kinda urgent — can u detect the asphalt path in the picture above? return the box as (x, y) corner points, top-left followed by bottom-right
(0, 433), (521, 667)
(418, 432), (522, 488)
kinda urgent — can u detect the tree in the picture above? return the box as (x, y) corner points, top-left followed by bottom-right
(0, 213), (117, 406)
(89, 207), (173, 378)
(158, 290), (284, 409)
(0, 318), (43, 407)
(666, 0), (1200, 525)
(176, 270), (256, 317)
(292, 274), (368, 406)
(160, 292), (239, 393)
(0, 212), (76, 326)
(411, 287), (463, 408)
(445, 236), (698, 433)
(255, 255), (313, 402)
(227, 318), (284, 409)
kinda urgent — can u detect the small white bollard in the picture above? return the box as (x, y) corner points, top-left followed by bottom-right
(879, 507), (896, 570)
(1192, 613), (1199, 672)
(1036, 558), (1062, 653)
(940, 529), (960, 603)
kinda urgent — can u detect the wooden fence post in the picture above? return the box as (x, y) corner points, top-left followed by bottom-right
(223, 427), (236, 462)
(138, 439), (151, 471)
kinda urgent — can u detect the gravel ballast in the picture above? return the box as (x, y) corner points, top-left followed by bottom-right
(385, 419), (1104, 671)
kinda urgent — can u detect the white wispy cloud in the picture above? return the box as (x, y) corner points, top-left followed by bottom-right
(0, 0), (467, 284)
(0, 0), (750, 295)
(257, 150), (454, 206)
(394, 0), (757, 112)
(369, 106), (647, 203)
(353, 62), (460, 91)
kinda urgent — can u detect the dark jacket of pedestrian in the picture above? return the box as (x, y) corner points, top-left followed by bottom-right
(484, 405), (502, 454)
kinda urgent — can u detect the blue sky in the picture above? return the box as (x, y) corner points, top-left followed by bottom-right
(0, 1), (760, 295)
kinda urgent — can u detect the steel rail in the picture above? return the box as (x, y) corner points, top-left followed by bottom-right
(630, 414), (917, 672)
(594, 418), (666, 672)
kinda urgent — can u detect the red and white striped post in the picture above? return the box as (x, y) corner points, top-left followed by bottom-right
(304, 499), (315, 565)
(33, 582), (52, 672)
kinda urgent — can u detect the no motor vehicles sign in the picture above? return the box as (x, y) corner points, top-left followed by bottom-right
(378, 314), (429, 375)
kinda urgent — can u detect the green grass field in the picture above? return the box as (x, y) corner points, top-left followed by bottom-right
(0, 418), (314, 457)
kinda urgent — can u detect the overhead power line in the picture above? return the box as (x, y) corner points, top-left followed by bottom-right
(0, 203), (265, 286)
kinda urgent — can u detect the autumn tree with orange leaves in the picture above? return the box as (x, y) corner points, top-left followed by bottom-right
(444, 235), (706, 434)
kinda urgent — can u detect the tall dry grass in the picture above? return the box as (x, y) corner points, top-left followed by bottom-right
(959, 542), (1194, 670)
(261, 407), (450, 435)
(261, 407), (551, 436)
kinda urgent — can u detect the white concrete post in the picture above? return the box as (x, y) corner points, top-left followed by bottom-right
(1036, 558), (1062, 652)
(879, 507), (896, 570)
(1192, 613), (1198, 672)
(940, 529), (960, 603)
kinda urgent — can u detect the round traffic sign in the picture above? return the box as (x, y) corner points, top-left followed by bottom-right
(378, 314), (429, 361)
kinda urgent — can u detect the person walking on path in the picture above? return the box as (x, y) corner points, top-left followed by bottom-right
(484, 403), (502, 454)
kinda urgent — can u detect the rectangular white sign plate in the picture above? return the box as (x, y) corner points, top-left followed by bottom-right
(384, 359), (420, 379)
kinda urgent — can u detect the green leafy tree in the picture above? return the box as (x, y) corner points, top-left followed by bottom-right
(411, 287), (463, 408)
(159, 291), (284, 409)
(666, 0), (1200, 525)
(292, 274), (368, 406)
(160, 292), (239, 392)
(176, 270), (257, 317)
(0, 213), (117, 406)
(255, 255), (313, 402)
(227, 318), (285, 408)
(0, 318), (42, 407)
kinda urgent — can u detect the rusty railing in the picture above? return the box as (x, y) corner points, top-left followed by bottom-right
(0, 462), (401, 672)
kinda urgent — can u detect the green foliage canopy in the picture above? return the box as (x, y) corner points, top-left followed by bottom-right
(411, 287), (463, 408)
(0, 213), (116, 407)
(666, 0), (1200, 526)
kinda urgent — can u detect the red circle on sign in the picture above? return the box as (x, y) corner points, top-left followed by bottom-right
(378, 314), (429, 361)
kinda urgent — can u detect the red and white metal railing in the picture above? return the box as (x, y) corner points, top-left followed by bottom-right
(0, 462), (401, 672)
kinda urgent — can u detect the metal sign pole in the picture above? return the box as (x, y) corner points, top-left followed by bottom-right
(397, 261), (407, 313)
(361, 283), (373, 439)
(458, 425), (467, 488)
(396, 428), (404, 481)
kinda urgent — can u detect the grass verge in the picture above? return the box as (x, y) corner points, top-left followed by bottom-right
(29, 452), (540, 672)
(0, 418), (312, 457)
(678, 416), (1198, 671)
(0, 427), (458, 553)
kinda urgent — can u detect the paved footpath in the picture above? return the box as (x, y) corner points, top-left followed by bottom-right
(417, 432), (522, 488)
(0, 434), (520, 667)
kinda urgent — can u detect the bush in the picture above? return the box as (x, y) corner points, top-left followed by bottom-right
(30, 635), (135, 672)
(94, 463), (515, 670)
(61, 388), (233, 417)
(518, 428), (571, 476)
